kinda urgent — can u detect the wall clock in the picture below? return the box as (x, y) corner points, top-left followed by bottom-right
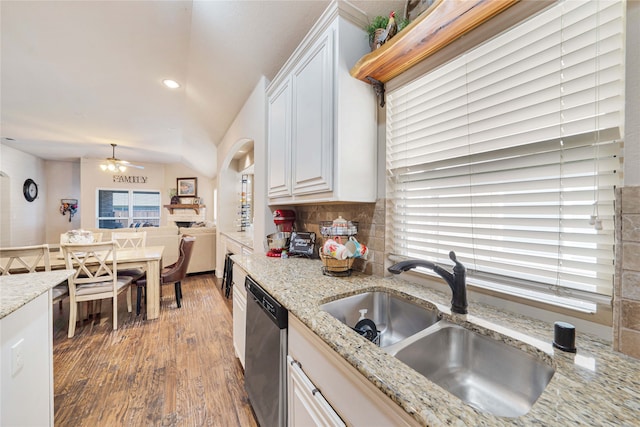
(23, 178), (38, 202)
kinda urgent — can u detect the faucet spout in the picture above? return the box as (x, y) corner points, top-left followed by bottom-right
(388, 251), (468, 314)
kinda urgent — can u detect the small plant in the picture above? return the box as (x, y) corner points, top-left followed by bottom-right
(365, 15), (389, 44)
(397, 17), (410, 32)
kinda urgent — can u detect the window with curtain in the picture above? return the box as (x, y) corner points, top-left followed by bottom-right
(97, 189), (161, 228)
(386, 0), (624, 313)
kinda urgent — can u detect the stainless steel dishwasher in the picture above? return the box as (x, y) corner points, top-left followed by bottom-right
(244, 275), (288, 427)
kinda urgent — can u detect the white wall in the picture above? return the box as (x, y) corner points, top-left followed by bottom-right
(216, 76), (271, 275)
(79, 158), (166, 229)
(78, 158), (214, 230)
(164, 162), (216, 222)
(45, 160), (81, 244)
(0, 144), (47, 246)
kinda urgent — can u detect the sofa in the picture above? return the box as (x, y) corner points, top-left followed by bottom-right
(86, 225), (216, 274)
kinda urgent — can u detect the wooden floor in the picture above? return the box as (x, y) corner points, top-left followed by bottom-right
(52, 273), (258, 427)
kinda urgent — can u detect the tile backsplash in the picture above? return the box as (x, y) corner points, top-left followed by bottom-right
(293, 200), (386, 276)
(614, 186), (640, 359)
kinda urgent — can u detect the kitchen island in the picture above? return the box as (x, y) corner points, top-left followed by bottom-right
(232, 253), (640, 426)
(1, 270), (75, 427)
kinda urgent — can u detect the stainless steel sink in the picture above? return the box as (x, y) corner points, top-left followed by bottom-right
(320, 291), (441, 347)
(390, 322), (555, 417)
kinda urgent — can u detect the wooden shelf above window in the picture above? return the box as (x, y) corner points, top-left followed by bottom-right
(164, 204), (205, 215)
(350, 0), (519, 84)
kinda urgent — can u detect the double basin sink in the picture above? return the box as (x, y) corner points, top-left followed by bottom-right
(320, 291), (555, 418)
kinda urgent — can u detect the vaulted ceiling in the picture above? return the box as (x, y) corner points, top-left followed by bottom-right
(0, 0), (403, 177)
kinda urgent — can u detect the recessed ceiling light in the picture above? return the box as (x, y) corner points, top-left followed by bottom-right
(163, 79), (180, 89)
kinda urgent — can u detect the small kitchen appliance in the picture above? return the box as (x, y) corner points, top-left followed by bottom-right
(266, 209), (296, 257)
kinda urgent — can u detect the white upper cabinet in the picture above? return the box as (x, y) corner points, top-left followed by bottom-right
(267, 80), (292, 198)
(291, 29), (334, 196)
(267, 0), (376, 204)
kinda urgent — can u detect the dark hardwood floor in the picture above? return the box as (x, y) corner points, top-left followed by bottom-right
(52, 273), (258, 427)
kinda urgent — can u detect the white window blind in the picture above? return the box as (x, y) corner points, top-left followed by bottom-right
(387, 0), (624, 311)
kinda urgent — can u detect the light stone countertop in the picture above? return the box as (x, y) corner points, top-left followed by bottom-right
(0, 270), (75, 319)
(221, 230), (254, 250)
(232, 253), (640, 426)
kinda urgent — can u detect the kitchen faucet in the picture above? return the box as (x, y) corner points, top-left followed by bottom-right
(388, 251), (468, 314)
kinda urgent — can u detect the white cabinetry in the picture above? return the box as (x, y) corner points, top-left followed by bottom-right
(267, 1), (376, 205)
(288, 316), (419, 427)
(232, 263), (248, 368)
(1, 292), (53, 426)
(287, 355), (345, 427)
(267, 80), (292, 198)
(291, 27), (333, 195)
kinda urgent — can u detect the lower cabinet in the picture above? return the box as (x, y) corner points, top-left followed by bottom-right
(288, 315), (419, 427)
(1, 292), (53, 426)
(287, 355), (345, 427)
(232, 264), (248, 368)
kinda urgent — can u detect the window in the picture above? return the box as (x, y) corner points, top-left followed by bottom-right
(386, 0), (624, 312)
(97, 189), (161, 228)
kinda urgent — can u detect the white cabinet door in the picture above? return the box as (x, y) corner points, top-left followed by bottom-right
(291, 28), (334, 196)
(267, 79), (292, 198)
(1, 292), (53, 427)
(232, 264), (248, 368)
(288, 316), (419, 426)
(287, 355), (345, 427)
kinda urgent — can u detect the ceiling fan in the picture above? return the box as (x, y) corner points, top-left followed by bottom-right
(99, 143), (144, 172)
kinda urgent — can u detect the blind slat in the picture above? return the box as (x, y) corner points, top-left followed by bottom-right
(386, 0), (624, 309)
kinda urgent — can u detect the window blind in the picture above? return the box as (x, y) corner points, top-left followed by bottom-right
(386, 0), (624, 311)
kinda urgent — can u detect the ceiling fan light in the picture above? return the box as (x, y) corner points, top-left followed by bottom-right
(163, 79), (180, 89)
(118, 164), (126, 172)
(100, 164), (108, 171)
(107, 163), (116, 171)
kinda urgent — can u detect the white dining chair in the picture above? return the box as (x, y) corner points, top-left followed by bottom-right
(0, 244), (69, 309)
(61, 241), (133, 338)
(0, 244), (51, 274)
(112, 231), (147, 295)
(112, 231), (146, 249)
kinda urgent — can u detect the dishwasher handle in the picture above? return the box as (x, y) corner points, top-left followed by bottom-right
(245, 276), (288, 329)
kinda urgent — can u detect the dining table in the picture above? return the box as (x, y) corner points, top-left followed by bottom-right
(50, 245), (165, 320)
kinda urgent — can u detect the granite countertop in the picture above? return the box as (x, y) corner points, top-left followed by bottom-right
(232, 253), (640, 426)
(0, 270), (75, 319)
(221, 230), (254, 250)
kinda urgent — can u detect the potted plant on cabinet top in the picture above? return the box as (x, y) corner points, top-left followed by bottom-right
(365, 13), (411, 51)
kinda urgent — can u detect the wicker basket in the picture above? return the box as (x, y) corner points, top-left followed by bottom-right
(320, 247), (354, 277)
(319, 220), (358, 237)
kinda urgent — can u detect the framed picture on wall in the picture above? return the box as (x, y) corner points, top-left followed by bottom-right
(177, 177), (197, 197)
